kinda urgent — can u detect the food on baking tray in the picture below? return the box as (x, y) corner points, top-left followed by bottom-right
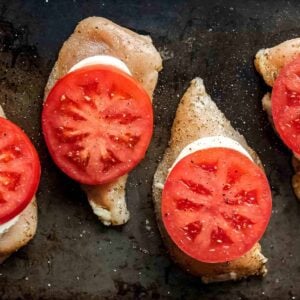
(42, 17), (162, 225)
(255, 38), (300, 199)
(0, 105), (40, 263)
(153, 78), (272, 283)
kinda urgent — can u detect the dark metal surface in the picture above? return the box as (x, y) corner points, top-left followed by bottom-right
(0, 0), (300, 299)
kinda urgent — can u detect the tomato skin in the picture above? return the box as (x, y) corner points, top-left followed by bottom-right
(272, 57), (300, 155)
(0, 117), (41, 224)
(42, 65), (153, 185)
(162, 148), (272, 263)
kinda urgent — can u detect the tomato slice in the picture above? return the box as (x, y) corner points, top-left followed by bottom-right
(272, 56), (300, 154)
(42, 65), (153, 185)
(0, 117), (40, 224)
(162, 148), (272, 263)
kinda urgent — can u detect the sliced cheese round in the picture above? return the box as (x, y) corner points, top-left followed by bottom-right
(69, 55), (131, 75)
(170, 136), (253, 172)
(0, 214), (20, 236)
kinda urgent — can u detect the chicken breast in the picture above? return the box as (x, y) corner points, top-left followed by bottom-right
(0, 105), (37, 262)
(44, 17), (162, 226)
(153, 78), (268, 283)
(255, 39), (300, 200)
(255, 38), (300, 87)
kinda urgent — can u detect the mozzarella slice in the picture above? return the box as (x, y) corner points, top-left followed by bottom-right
(170, 136), (253, 172)
(69, 55), (131, 75)
(0, 214), (19, 236)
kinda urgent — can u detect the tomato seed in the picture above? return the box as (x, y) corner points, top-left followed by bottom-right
(197, 162), (218, 172)
(222, 213), (254, 230)
(210, 227), (233, 246)
(182, 221), (202, 241)
(101, 150), (121, 173)
(181, 179), (211, 196)
(176, 198), (203, 211)
(290, 118), (300, 131)
(235, 190), (258, 205)
(287, 90), (300, 106)
(0, 171), (21, 191)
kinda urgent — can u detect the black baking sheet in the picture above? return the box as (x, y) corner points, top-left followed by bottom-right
(0, 0), (300, 299)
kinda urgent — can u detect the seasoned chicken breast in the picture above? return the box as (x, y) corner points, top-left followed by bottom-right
(255, 38), (300, 87)
(0, 105), (37, 262)
(153, 78), (268, 283)
(255, 38), (300, 200)
(44, 17), (162, 226)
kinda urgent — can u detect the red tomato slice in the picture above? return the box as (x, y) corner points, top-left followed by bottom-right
(0, 117), (40, 224)
(42, 65), (153, 185)
(272, 56), (300, 154)
(162, 148), (272, 263)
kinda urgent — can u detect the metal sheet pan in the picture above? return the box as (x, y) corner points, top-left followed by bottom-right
(0, 0), (300, 298)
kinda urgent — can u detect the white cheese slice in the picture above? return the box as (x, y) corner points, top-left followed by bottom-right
(69, 55), (131, 75)
(170, 136), (253, 172)
(0, 214), (19, 236)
